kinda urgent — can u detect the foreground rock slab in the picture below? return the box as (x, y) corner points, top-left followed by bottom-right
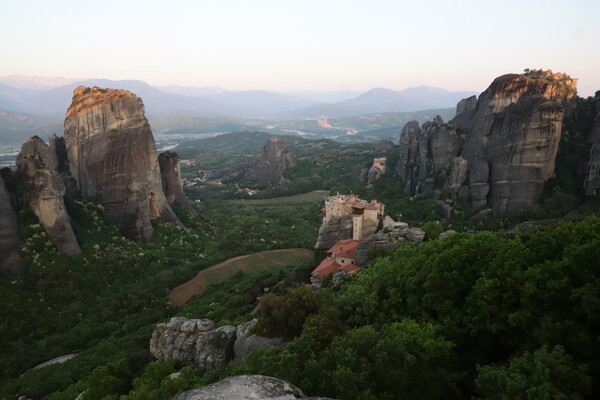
(170, 375), (336, 400)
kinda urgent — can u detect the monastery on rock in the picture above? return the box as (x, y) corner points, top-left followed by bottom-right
(313, 193), (386, 277)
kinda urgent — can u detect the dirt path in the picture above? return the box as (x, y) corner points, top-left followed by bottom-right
(168, 248), (313, 307)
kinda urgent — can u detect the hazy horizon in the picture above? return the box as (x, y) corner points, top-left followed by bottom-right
(1, 0), (599, 97)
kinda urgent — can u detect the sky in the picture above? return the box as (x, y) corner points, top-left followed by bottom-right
(1, 0), (599, 96)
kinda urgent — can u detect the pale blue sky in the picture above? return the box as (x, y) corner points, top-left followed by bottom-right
(1, 0), (599, 96)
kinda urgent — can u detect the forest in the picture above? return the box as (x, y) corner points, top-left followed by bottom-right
(1, 95), (600, 399)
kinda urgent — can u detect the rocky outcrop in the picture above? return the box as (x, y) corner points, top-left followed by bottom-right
(16, 137), (81, 256)
(375, 139), (395, 156)
(158, 151), (198, 217)
(397, 70), (578, 215)
(0, 175), (25, 275)
(48, 134), (69, 174)
(396, 117), (461, 194)
(367, 158), (387, 185)
(233, 320), (287, 364)
(207, 138), (296, 186)
(170, 375), (336, 400)
(314, 214), (354, 250)
(64, 86), (181, 242)
(584, 92), (600, 195)
(354, 227), (425, 266)
(242, 138), (296, 185)
(150, 317), (287, 372)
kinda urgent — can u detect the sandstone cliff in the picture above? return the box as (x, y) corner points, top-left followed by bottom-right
(158, 151), (198, 217)
(208, 138), (296, 186)
(64, 86), (182, 242)
(584, 92), (600, 195)
(242, 138), (296, 185)
(0, 175), (25, 275)
(396, 70), (578, 215)
(16, 136), (82, 256)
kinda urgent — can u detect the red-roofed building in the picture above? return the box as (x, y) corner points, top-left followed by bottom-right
(312, 238), (362, 277)
(312, 257), (341, 277)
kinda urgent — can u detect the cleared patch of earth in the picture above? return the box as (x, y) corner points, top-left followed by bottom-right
(168, 248), (314, 307)
(228, 190), (328, 205)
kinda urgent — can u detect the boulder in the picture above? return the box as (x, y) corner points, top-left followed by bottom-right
(150, 317), (287, 372)
(438, 230), (457, 239)
(332, 271), (347, 288)
(354, 227), (425, 266)
(233, 319), (288, 364)
(64, 86), (182, 242)
(169, 375), (306, 400)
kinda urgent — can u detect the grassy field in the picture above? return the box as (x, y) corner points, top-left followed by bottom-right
(229, 190), (328, 205)
(168, 248), (314, 306)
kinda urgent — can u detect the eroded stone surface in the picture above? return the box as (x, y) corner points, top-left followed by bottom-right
(64, 86), (181, 241)
(158, 151), (198, 216)
(16, 137), (81, 256)
(150, 317), (287, 372)
(169, 375), (306, 400)
(0, 175), (24, 275)
(396, 70), (578, 215)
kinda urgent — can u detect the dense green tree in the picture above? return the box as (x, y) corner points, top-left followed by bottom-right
(475, 345), (591, 400)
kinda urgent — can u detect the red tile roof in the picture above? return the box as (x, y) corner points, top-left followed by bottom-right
(339, 264), (361, 274)
(312, 257), (341, 277)
(328, 239), (362, 259)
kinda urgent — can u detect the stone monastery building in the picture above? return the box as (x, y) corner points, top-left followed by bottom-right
(322, 193), (384, 241)
(313, 194), (386, 277)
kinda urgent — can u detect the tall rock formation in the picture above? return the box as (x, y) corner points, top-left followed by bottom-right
(64, 86), (182, 242)
(241, 138), (296, 185)
(207, 137), (297, 186)
(584, 92), (600, 195)
(396, 117), (462, 195)
(158, 151), (198, 217)
(396, 70), (577, 215)
(16, 136), (82, 256)
(0, 175), (25, 275)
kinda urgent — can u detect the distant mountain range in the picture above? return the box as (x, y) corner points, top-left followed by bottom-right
(0, 75), (477, 118)
(284, 86), (478, 118)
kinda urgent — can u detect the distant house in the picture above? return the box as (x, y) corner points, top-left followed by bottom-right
(312, 238), (361, 277)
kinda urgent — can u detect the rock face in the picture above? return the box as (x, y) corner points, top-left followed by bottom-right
(158, 151), (198, 217)
(584, 92), (600, 195)
(367, 157), (387, 185)
(375, 139), (395, 156)
(150, 317), (286, 372)
(233, 320), (287, 364)
(64, 86), (181, 242)
(396, 70), (577, 215)
(207, 138), (296, 186)
(396, 116), (462, 194)
(16, 137), (82, 256)
(242, 138), (296, 185)
(354, 227), (425, 266)
(169, 375), (336, 400)
(48, 134), (69, 174)
(0, 175), (25, 275)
